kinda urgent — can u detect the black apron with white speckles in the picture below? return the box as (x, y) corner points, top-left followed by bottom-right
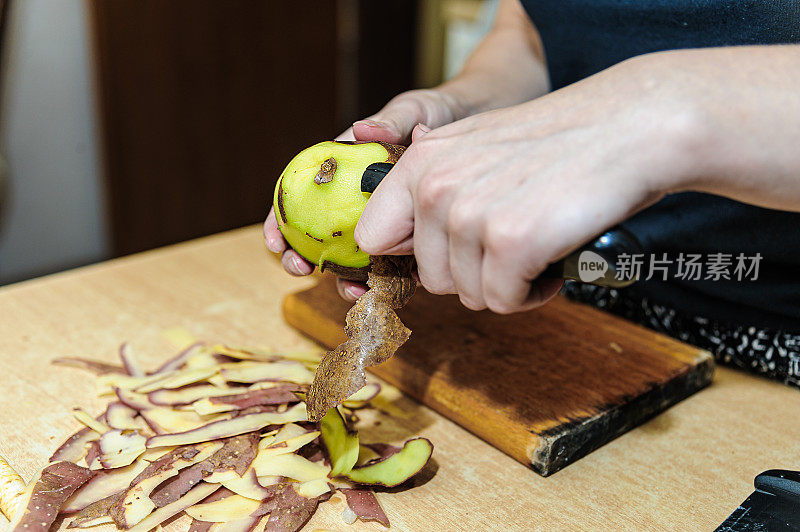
(562, 283), (800, 389)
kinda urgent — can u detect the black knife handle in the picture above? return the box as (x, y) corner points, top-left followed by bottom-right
(362, 162), (394, 193)
(540, 227), (643, 288)
(755, 469), (800, 501)
(361, 163), (644, 288)
(715, 469), (800, 531)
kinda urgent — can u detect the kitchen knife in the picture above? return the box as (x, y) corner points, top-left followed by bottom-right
(362, 162), (643, 288)
(716, 469), (800, 531)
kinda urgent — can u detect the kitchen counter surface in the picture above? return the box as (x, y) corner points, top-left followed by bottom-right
(1, 226), (798, 531)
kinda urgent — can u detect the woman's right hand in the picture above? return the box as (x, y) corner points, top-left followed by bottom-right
(264, 88), (464, 302)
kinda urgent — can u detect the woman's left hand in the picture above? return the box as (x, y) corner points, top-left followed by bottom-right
(354, 53), (706, 313)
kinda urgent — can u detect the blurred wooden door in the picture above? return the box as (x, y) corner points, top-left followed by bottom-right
(91, 1), (340, 256)
(91, 1), (417, 256)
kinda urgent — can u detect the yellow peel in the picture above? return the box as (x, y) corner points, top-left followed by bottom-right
(185, 493), (261, 522)
(72, 408), (109, 434)
(0, 455), (25, 521)
(254, 453), (330, 482)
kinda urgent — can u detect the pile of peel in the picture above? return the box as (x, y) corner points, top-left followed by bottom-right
(2, 336), (432, 531)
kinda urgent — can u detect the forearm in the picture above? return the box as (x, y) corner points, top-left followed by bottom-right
(435, 0), (550, 120)
(651, 45), (800, 212)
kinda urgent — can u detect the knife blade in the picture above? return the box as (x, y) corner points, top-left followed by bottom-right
(362, 162), (643, 288)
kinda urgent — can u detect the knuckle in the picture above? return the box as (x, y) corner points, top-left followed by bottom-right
(485, 298), (517, 315)
(459, 295), (486, 311)
(446, 200), (479, 235)
(418, 271), (453, 296)
(484, 219), (525, 256)
(416, 174), (454, 213)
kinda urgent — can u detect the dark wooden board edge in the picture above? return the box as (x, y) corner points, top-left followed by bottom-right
(531, 356), (715, 475)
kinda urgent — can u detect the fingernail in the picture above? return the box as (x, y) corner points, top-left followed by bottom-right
(416, 123), (431, 133)
(354, 119), (387, 129)
(292, 256), (306, 273)
(345, 286), (364, 299)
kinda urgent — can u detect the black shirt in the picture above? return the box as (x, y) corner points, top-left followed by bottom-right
(520, 0), (800, 331)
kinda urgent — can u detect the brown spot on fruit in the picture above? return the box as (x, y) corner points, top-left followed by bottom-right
(305, 233), (323, 243)
(314, 157), (337, 184)
(276, 181), (287, 224)
(332, 231), (342, 237)
(378, 142), (405, 164)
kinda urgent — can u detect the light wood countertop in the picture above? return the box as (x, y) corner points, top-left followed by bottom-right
(1, 226), (798, 531)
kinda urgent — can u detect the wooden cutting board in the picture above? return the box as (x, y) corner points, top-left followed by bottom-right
(283, 276), (714, 476)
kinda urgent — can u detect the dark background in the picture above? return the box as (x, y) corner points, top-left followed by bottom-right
(91, 0), (418, 256)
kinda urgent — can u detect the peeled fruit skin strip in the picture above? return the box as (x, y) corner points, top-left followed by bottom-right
(250, 483), (320, 532)
(67, 491), (122, 528)
(119, 342), (145, 377)
(115, 387), (155, 412)
(257, 430), (320, 457)
(148, 384), (250, 406)
(207, 385), (303, 408)
(105, 402), (141, 431)
(210, 516), (264, 532)
(219, 469), (274, 500)
(136, 366), (219, 393)
(341, 382), (381, 409)
(149, 433), (259, 508)
(62, 457), (149, 512)
(109, 443), (222, 528)
(319, 408), (359, 477)
(49, 427), (99, 463)
(72, 408), (109, 435)
(126, 481), (220, 532)
(259, 423), (308, 449)
(185, 494), (261, 522)
(146, 403), (307, 448)
(97, 429), (147, 469)
(154, 341), (204, 374)
(306, 255), (415, 421)
(340, 488), (390, 527)
(0, 455), (26, 521)
(253, 453), (330, 483)
(295, 478), (331, 499)
(140, 406), (230, 434)
(345, 437), (433, 487)
(191, 385), (302, 416)
(189, 518), (215, 532)
(11, 461), (94, 531)
(97, 371), (177, 394)
(220, 361), (314, 385)
(130, 444), (217, 485)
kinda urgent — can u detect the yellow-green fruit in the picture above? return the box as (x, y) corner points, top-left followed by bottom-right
(274, 140), (404, 280)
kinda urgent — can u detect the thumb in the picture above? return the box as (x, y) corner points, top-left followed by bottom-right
(411, 123), (432, 143)
(353, 91), (444, 144)
(355, 162), (414, 255)
(353, 114), (422, 145)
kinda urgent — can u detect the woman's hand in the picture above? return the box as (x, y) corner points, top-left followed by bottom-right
(354, 54), (711, 313)
(265, 0), (552, 302)
(263, 88), (466, 301)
